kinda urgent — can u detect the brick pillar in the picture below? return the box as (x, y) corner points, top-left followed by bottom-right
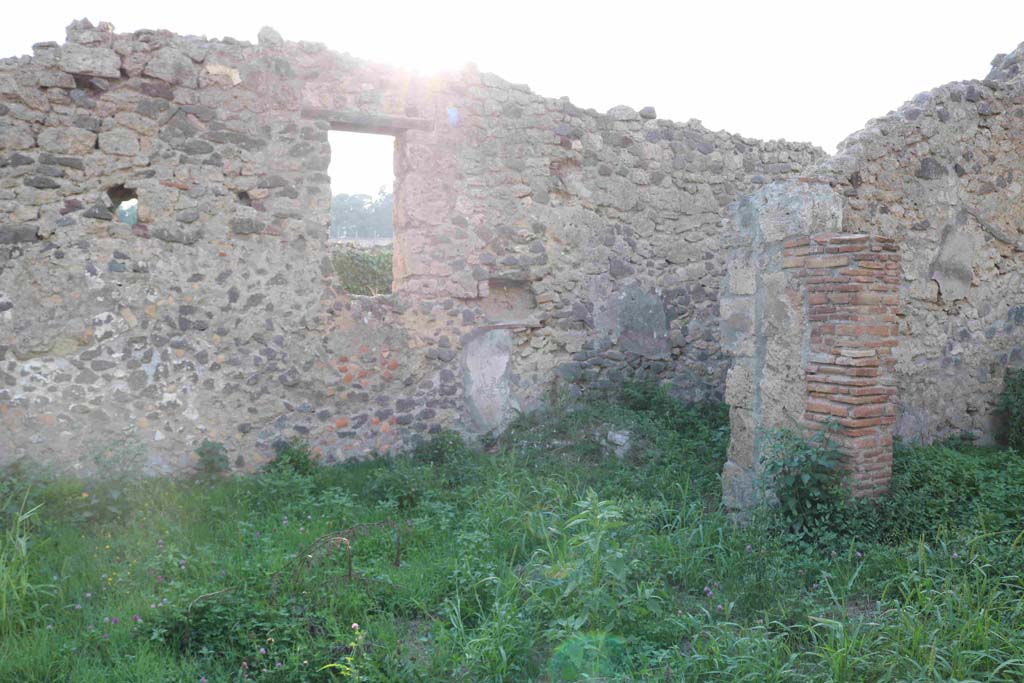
(721, 181), (900, 510)
(794, 233), (900, 497)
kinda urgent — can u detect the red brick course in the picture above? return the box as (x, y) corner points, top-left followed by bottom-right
(783, 233), (900, 498)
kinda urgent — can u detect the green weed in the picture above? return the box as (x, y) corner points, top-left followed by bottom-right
(0, 386), (1020, 682)
(998, 368), (1024, 451)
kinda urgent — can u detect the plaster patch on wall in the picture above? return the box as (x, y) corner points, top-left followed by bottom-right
(615, 286), (669, 358)
(930, 226), (975, 302)
(462, 329), (518, 433)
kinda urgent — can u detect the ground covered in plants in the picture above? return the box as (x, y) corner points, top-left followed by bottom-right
(2, 387), (1023, 682)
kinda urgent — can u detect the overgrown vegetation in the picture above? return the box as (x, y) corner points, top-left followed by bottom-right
(332, 246), (393, 296)
(1, 386), (1022, 681)
(194, 440), (230, 477)
(998, 368), (1024, 451)
(761, 421), (846, 539)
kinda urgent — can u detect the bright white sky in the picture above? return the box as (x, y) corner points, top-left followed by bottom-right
(4, 1), (1024, 196)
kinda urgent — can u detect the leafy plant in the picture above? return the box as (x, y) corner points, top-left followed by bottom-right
(193, 439), (229, 476)
(761, 421), (847, 538)
(266, 439), (320, 476)
(547, 632), (626, 681)
(410, 429), (470, 465)
(997, 368), (1024, 451)
(320, 623), (368, 680)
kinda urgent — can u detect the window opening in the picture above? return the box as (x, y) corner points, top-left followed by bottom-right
(327, 131), (395, 295)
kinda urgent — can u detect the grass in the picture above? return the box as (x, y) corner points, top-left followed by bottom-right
(0, 387), (1022, 682)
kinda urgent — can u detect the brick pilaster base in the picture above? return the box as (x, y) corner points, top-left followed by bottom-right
(783, 233), (900, 497)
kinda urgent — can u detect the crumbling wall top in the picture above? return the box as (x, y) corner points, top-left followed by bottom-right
(987, 41), (1024, 84)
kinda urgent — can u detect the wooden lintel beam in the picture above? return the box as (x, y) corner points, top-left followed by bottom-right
(300, 108), (434, 135)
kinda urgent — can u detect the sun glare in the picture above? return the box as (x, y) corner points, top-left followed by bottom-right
(327, 132), (395, 197)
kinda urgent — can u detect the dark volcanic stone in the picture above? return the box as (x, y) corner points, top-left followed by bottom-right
(916, 157), (948, 180)
(24, 176), (60, 189)
(0, 224), (39, 244)
(83, 205), (114, 220)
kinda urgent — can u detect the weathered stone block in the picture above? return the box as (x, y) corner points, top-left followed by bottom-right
(60, 43), (121, 78)
(719, 295), (754, 355)
(37, 127), (96, 155)
(98, 130), (140, 156)
(150, 224), (201, 244)
(143, 47), (198, 87)
(0, 224), (39, 243)
(229, 218), (265, 235)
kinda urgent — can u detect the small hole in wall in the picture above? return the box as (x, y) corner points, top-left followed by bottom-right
(236, 190), (252, 207)
(107, 184), (138, 226)
(73, 74), (108, 93)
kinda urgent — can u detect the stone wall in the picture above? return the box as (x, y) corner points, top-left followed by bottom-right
(0, 20), (822, 473)
(722, 41), (1024, 506)
(808, 45), (1024, 446)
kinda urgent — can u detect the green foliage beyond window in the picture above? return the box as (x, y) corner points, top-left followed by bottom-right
(330, 190), (393, 241)
(997, 368), (1024, 450)
(333, 246), (393, 296)
(329, 189), (394, 295)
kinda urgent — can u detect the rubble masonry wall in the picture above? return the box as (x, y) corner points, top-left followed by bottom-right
(0, 20), (821, 472)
